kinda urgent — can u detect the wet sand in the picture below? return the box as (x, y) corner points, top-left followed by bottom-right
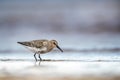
(1, 75), (120, 80)
(0, 60), (120, 80)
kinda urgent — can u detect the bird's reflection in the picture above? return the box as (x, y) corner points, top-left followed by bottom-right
(34, 60), (41, 66)
(23, 59), (56, 71)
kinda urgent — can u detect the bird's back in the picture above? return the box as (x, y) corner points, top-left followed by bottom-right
(17, 39), (49, 53)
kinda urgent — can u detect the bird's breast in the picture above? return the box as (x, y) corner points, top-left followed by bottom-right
(25, 46), (47, 53)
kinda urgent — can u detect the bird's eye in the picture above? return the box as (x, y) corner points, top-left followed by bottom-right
(53, 41), (57, 45)
(53, 42), (56, 44)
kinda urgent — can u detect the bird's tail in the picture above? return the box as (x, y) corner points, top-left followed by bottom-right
(17, 42), (31, 46)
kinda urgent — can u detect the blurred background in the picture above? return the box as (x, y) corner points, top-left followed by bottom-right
(0, 0), (120, 59)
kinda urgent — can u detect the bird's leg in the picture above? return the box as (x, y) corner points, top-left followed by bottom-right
(34, 53), (37, 61)
(38, 54), (42, 61)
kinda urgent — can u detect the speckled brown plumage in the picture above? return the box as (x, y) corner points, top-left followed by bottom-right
(17, 39), (63, 61)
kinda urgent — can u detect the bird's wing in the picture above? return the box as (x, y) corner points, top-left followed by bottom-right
(18, 39), (48, 48)
(31, 40), (48, 48)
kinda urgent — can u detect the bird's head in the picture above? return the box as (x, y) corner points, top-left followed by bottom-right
(50, 40), (63, 52)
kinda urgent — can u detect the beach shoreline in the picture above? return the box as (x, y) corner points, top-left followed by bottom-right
(0, 60), (120, 80)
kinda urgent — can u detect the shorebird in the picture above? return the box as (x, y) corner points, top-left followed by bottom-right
(17, 39), (63, 61)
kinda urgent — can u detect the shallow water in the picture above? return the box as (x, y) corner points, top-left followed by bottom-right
(0, 51), (120, 62)
(0, 61), (120, 80)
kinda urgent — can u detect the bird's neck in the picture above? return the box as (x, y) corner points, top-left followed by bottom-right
(47, 42), (54, 52)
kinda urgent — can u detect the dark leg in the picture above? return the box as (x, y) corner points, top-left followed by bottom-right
(38, 54), (42, 61)
(34, 53), (37, 61)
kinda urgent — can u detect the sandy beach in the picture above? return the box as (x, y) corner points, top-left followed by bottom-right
(0, 60), (120, 80)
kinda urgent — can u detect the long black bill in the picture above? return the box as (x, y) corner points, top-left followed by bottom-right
(56, 45), (63, 52)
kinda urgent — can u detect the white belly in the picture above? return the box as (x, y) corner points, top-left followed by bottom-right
(25, 46), (47, 53)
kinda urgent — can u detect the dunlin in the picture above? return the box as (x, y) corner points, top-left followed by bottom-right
(17, 39), (63, 61)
